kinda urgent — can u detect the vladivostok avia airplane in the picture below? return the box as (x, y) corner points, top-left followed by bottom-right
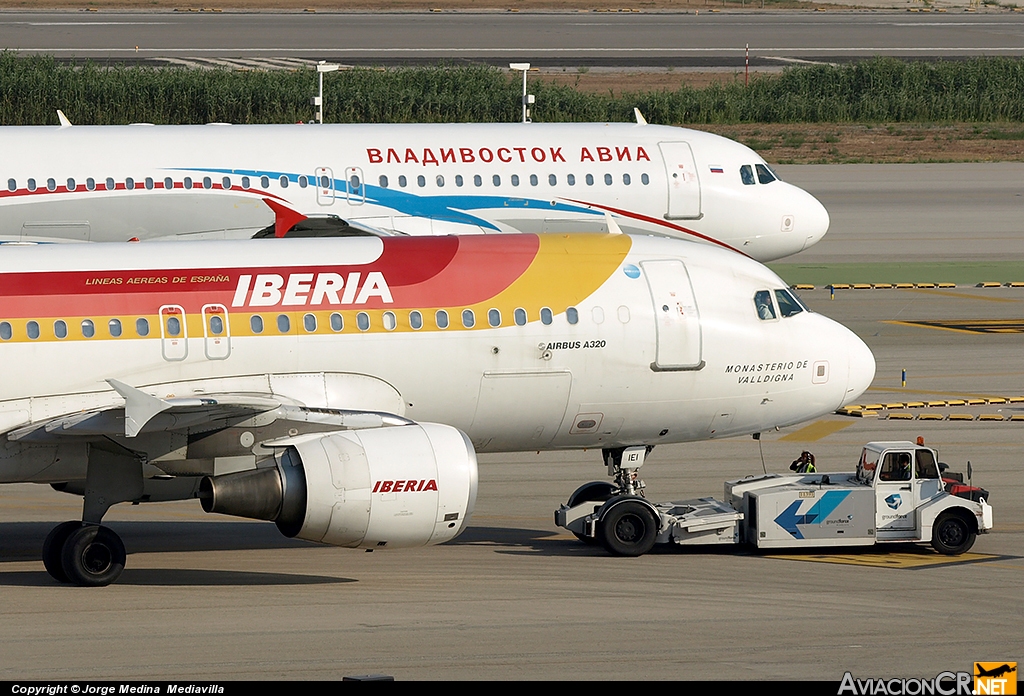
(0, 122), (829, 261)
(0, 232), (873, 586)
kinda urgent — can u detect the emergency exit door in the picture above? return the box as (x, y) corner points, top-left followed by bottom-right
(641, 259), (703, 371)
(159, 305), (188, 362)
(315, 167), (334, 206)
(658, 142), (702, 220)
(202, 304), (231, 360)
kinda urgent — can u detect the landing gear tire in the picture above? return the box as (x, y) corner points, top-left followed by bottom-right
(60, 525), (126, 587)
(42, 521), (82, 583)
(567, 481), (617, 544)
(599, 500), (658, 557)
(931, 513), (976, 556)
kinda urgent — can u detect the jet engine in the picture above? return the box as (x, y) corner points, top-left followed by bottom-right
(199, 423), (478, 548)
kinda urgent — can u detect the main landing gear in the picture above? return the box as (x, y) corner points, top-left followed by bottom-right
(562, 446), (659, 557)
(42, 445), (141, 586)
(43, 521), (127, 586)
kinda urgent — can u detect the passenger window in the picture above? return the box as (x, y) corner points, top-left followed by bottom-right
(319, 175), (329, 188)
(417, 175), (426, 188)
(277, 314), (290, 333)
(210, 315), (225, 334)
(54, 320), (68, 339)
(641, 173), (650, 185)
(164, 177), (173, 190)
(145, 177), (154, 190)
(106, 177), (115, 191)
(206, 176), (215, 189)
(6, 178), (15, 192)
(915, 450), (939, 479)
(623, 173), (631, 185)
(754, 290), (776, 320)
(567, 174), (576, 186)
(383, 311), (397, 331)
(223, 176), (232, 189)
(67, 178), (76, 191)
(47, 178), (56, 191)
(530, 174), (538, 186)
(330, 313), (343, 331)
(379, 175), (389, 188)
(474, 175), (482, 187)
(85, 178), (95, 191)
(488, 309), (501, 327)
(250, 315), (264, 334)
(492, 175), (500, 187)
(409, 310), (423, 330)
(184, 177), (193, 190)
(126, 177), (135, 190)
(774, 289), (804, 318)
(511, 174), (520, 187)
(566, 307), (579, 325)
(462, 309), (475, 328)
(135, 318), (149, 337)
(81, 319), (95, 338)
(108, 319), (122, 338)
(303, 313), (316, 332)
(436, 175), (444, 188)
(356, 312), (370, 331)
(0, 322), (11, 340)
(514, 308), (527, 326)
(277, 175), (287, 188)
(435, 310), (449, 329)
(540, 307), (553, 325)
(398, 175), (407, 188)
(27, 178), (36, 192)
(242, 176), (251, 189)
(27, 321), (40, 340)
(166, 316), (181, 336)
(586, 174), (594, 186)
(604, 173), (613, 185)
(756, 164), (777, 184)
(455, 175), (464, 187)
(260, 176), (270, 188)
(549, 174), (557, 186)
(740, 165), (755, 186)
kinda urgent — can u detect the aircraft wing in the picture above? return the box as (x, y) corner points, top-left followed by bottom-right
(7, 379), (411, 442)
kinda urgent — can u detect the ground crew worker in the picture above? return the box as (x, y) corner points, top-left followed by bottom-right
(790, 450), (816, 473)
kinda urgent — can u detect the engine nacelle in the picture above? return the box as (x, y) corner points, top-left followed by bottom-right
(200, 423), (478, 549)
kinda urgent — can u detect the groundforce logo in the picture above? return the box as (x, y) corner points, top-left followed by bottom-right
(838, 672), (973, 695)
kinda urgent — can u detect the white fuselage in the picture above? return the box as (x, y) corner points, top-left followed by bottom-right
(0, 123), (829, 261)
(0, 233), (872, 487)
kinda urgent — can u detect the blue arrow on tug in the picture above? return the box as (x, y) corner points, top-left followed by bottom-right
(774, 491), (852, 539)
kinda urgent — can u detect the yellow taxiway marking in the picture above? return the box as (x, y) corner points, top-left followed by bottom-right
(780, 419), (854, 442)
(765, 552), (1000, 568)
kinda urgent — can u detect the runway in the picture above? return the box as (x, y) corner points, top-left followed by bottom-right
(1, 165), (1023, 681)
(2, 11), (1024, 66)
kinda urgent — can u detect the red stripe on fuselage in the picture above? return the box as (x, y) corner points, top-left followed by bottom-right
(0, 235), (540, 317)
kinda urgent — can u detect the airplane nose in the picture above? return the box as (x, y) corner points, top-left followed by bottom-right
(843, 334), (875, 407)
(796, 188), (830, 251)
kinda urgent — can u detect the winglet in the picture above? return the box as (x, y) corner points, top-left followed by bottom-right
(604, 210), (623, 235)
(108, 379), (172, 437)
(633, 107), (647, 125)
(57, 110), (73, 128)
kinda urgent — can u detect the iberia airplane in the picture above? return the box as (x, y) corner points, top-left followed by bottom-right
(0, 232), (872, 586)
(0, 122), (828, 261)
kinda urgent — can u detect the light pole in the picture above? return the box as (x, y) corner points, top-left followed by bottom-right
(509, 62), (534, 123)
(314, 61), (341, 124)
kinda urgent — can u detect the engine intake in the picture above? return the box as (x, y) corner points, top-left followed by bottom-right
(199, 423), (478, 549)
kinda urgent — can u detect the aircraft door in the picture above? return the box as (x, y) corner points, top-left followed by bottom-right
(641, 259), (703, 371)
(658, 142), (702, 220)
(159, 305), (188, 362)
(344, 167), (365, 206)
(202, 304), (231, 360)
(315, 167), (335, 206)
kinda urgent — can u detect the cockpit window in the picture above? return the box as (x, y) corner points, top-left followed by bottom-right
(754, 290), (776, 320)
(774, 288), (804, 317)
(740, 165), (755, 186)
(755, 164), (777, 184)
